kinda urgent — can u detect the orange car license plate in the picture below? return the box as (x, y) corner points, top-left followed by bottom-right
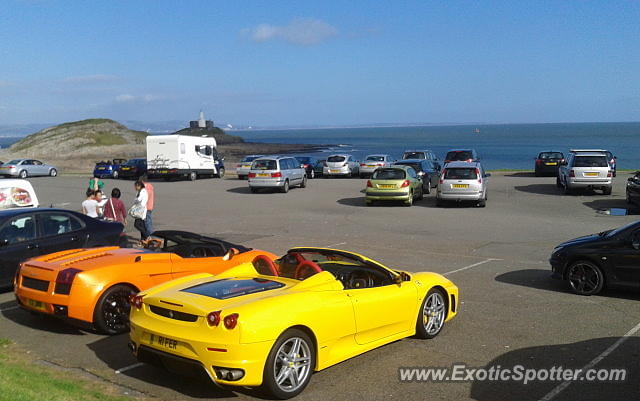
(257, 173), (269, 177)
(452, 184), (469, 188)
(26, 298), (46, 312)
(379, 184), (395, 189)
(585, 172), (598, 177)
(150, 333), (179, 350)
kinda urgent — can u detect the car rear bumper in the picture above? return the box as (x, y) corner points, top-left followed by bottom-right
(0, 169), (19, 176)
(366, 189), (410, 200)
(567, 178), (612, 188)
(324, 166), (350, 175)
(248, 178), (286, 188)
(437, 191), (484, 201)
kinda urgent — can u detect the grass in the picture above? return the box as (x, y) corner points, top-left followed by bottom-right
(87, 132), (128, 146)
(0, 338), (135, 401)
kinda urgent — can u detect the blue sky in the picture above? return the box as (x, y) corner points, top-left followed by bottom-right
(1, 0), (638, 126)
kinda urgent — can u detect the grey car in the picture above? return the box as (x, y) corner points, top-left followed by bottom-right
(359, 154), (394, 178)
(0, 159), (58, 178)
(248, 156), (307, 193)
(436, 161), (490, 207)
(557, 150), (613, 195)
(323, 154), (360, 177)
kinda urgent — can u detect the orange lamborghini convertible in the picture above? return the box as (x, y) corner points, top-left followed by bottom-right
(14, 230), (276, 334)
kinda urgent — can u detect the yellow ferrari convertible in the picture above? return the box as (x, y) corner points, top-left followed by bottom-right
(128, 247), (459, 399)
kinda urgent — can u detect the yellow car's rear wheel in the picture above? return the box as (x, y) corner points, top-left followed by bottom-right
(262, 328), (315, 399)
(415, 288), (447, 339)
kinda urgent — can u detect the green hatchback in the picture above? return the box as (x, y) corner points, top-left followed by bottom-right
(365, 165), (424, 206)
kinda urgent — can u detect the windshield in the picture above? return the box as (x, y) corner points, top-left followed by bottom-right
(124, 159), (143, 166)
(539, 152), (563, 159)
(252, 160), (277, 170)
(366, 156), (385, 161)
(444, 168), (477, 180)
(241, 156), (262, 163)
(182, 278), (284, 299)
(295, 157), (312, 163)
(395, 162), (422, 172)
(6, 160), (21, 164)
(606, 221), (640, 238)
(372, 168), (406, 180)
(445, 151), (473, 161)
(574, 156), (608, 168)
(403, 152), (425, 159)
(327, 156), (346, 163)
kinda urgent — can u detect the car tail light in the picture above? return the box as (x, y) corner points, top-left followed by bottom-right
(271, 172), (282, 178)
(170, 169), (177, 173)
(6, 165), (15, 169)
(224, 313), (239, 329)
(607, 170), (613, 177)
(128, 294), (144, 309)
(476, 168), (482, 183)
(569, 169), (575, 177)
(207, 311), (221, 326)
(439, 169), (446, 184)
(248, 172), (256, 178)
(303, 164), (310, 168)
(236, 163), (242, 168)
(323, 161), (327, 167)
(466, 159), (473, 162)
(535, 159), (542, 165)
(377, 163), (384, 166)
(400, 180), (410, 188)
(360, 163), (366, 167)
(55, 268), (81, 286)
(366, 180), (372, 187)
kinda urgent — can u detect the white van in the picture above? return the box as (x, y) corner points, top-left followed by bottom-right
(146, 135), (225, 181)
(0, 179), (39, 210)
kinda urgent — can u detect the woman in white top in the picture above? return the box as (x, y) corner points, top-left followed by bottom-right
(81, 189), (99, 218)
(132, 181), (149, 240)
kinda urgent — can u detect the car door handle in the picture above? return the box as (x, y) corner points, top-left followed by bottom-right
(27, 243), (39, 250)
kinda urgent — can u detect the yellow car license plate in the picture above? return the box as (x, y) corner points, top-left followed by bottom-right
(330, 169), (342, 173)
(452, 184), (469, 188)
(121, 167), (130, 170)
(97, 167), (105, 170)
(367, 164), (376, 167)
(545, 162), (557, 166)
(257, 173), (269, 177)
(585, 172), (599, 177)
(26, 298), (47, 312)
(379, 184), (395, 189)
(160, 170), (168, 174)
(149, 333), (179, 350)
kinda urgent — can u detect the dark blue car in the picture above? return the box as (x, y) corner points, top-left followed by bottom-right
(116, 158), (147, 179)
(93, 158), (127, 178)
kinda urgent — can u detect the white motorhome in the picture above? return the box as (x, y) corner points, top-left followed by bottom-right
(146, 135), (225, 180)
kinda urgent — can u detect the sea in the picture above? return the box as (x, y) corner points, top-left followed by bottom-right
(235, 122), (640, 170)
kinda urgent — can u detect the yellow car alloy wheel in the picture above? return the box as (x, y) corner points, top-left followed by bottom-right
(416, 288), (447, 339)
(263, 328), (316, 399)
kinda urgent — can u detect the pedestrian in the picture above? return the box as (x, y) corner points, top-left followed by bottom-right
(88, 175), (104, 192)
(94, 189), (107, 218)
(140, 175), (154, 236)
(131, 180), (149, 242)
(103, 188), (127, 224)
(81, 189), (99, 218)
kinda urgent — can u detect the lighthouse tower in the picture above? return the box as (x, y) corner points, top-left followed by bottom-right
(198, 110), (206, 128)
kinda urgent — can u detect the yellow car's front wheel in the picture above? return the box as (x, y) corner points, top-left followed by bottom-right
(262, 328), (316, 399)
(415, 288), (447, 339)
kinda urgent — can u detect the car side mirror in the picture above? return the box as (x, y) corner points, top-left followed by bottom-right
(484, 173), (491, 177)
(393, 274), (403, 285)
(632, 238), (640, 250)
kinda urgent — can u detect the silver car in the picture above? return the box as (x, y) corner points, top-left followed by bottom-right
(359, 154), (393, 178)
(248, 156), (307, 193)
(557, 150), (613, 195)
(235, 155), (264, 179)
(436, 161), (490, 207)
(323, 154), (359, 177)
(0, 159), (58, 178)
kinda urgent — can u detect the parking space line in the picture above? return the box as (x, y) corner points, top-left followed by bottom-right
(325, 242), (347, 248)
(115, 362), (145, 374)
(443, 258), (501, 276)
(538, 320), (640, 401)
(0, 305), (19, 312)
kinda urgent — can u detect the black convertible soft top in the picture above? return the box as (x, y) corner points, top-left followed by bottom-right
(151, 230), (251, 253)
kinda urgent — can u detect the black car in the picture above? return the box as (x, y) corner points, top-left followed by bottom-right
(117, 158), (147, 179)
(295, 156), (319, 179)
(550, 221), (640, 295)
(0, 208), (124, 287)
(627, 171), (640, 205)
(313, 159), (326, 178)
(393, 159), (440, 194)
(534, 151), (564, 176)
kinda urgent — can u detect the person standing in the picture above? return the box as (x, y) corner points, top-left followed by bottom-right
(103, 188), (127, 224)
(132, 181), (149, 241)
(88, 176), (104, 192)
(141, 176), (154, 236)
(94, 189), (107, 218)
(81, 189), (99, 218)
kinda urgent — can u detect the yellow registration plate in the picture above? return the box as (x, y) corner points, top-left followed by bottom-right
(452, 184), (469, 188)
(149, 333), (179, 350)
(242, 164), (251, 168)
(545, 162), (557, 166)
(584, 172), (599, 177)
(367, 164), (377, 167)
(121, 167), (130, 170)
(257, 173), (269, 177)
(379, 184), (395, 189)
(26, 298), (47, 312)
(330, 169), (341, 173)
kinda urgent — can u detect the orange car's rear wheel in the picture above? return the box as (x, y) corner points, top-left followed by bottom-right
(93, 284), (137, 334)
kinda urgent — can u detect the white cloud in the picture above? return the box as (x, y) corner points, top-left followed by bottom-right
(63, 74), (118, 84)
(242, 18), (338, 46)
(115, 94), (166, 103)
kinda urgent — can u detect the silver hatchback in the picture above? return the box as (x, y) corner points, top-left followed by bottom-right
(436, 161), (490, 207)
(248, 156), (307, 193)
(359, 154), (393, 178)
(557, 150), (613, 195)
(323, 154), (360, 177)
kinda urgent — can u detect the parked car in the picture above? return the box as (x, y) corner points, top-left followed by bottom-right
(313, 159), (326, 178)
(128, 247), (458, 399)
(0, 208), (124, 288)
(557, 150), (613, 195)
(359, 154), (393, 178)
(117, 158), (147, 179)
(0, 179), (39, 210)
(235, 155), (264, 180)
(365, 165), (423, 206)
(605, 150), (617, 177)
(436, 161), (490, 207)
(534, 151), (564, 177)
(626, 171), (640, 205)
(0, 159), (58, 178)
(248, 156), (307, 193)
(550, 221), (640, 295)
(393, 159), (439, 194)
(323, 154), (359, 178)
(14, 230), (276, 333)
(294, 156), (319, 179)
(443, 149), (479, 164)
(93, 158), (127, 179)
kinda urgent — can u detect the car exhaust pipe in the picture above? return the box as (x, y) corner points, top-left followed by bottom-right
(213, 367), (245, 381)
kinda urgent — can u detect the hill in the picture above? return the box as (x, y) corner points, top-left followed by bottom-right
(173, 126), (244, 144)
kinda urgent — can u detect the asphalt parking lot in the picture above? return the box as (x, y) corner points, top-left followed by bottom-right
(1, 172), (639, 401)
